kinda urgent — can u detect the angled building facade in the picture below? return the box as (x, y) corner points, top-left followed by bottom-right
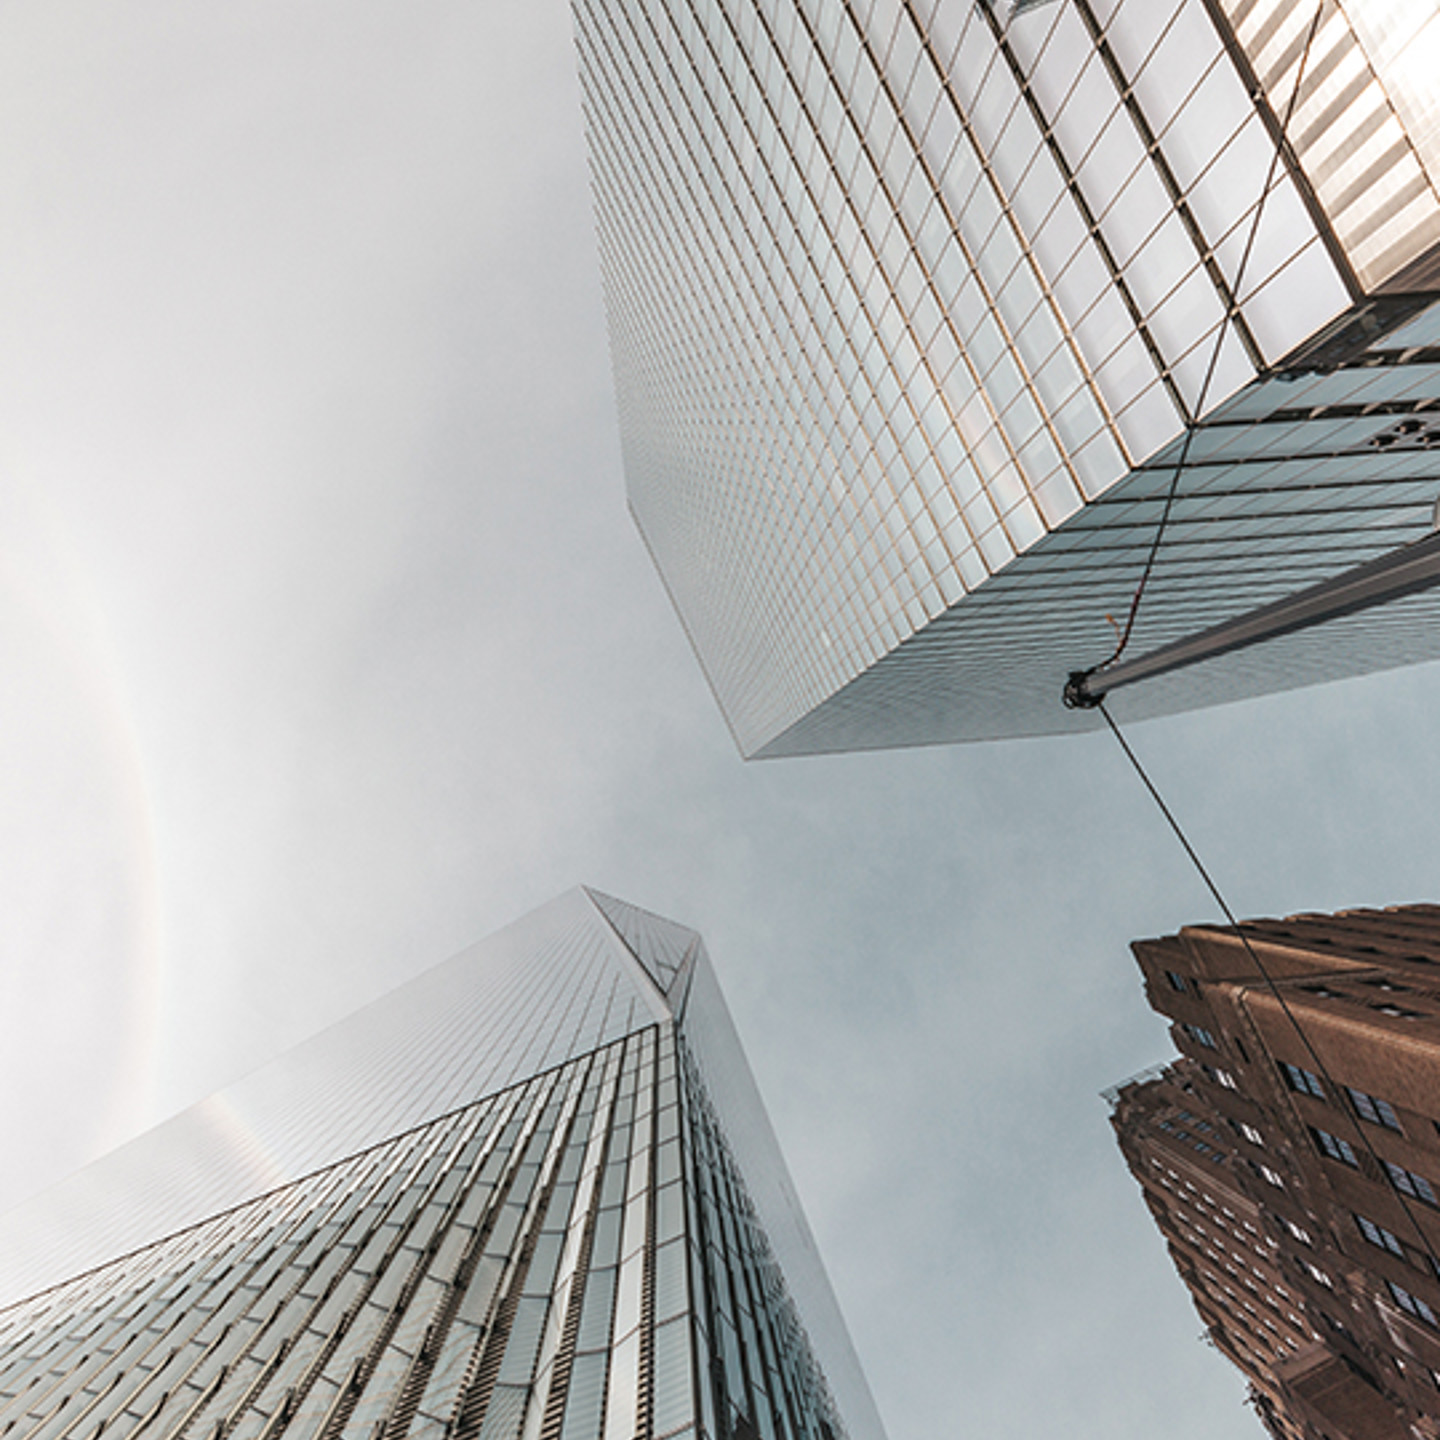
(1110, 1062), (1338, 1440)
(575, 0), (1440, 755)
(1111, 904), (1440, 1439)
(0, 889), (882, 1440)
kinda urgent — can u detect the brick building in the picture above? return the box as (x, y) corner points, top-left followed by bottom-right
(1112, 904), (1440, 1439)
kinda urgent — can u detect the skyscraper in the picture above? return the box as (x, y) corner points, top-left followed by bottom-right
(575, 0), (1440, 756)
(1110, 904), (1440, 1438)
(0, 889), (882, 1440)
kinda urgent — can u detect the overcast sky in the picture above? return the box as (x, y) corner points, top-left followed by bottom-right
(1, 5), (1438, 1438)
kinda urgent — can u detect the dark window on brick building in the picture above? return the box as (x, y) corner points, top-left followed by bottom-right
(1388, 1280), (1438, 1327)
(1356, 1213), (1405, 1256)
(1313, 1128), (1358, 1167)
(1386, 1161), (1439, 1207)
(1282, 1063), (1325, 1099)
(1347, 1086), (1401, 1131)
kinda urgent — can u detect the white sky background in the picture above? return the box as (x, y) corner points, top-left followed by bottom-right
(0, 4), (1437, 1437)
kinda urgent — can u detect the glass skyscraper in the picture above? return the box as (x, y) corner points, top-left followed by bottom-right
(575, 0), (1440, 755)
(0, 889), (882, 1440)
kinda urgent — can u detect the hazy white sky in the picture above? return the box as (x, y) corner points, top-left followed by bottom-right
(0, 4), (1437, 1438)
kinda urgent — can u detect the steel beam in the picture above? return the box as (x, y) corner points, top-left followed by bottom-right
(1065, 527), (1440, 709)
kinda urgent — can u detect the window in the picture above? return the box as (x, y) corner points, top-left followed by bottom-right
(1282, 1063), (1325, 1099)
(1165, 970), (1189, 993)
(1386, 1161), (1439, 1207)
(1306, 1262), (1334, 1289)
(1238, 1122), (1264, 1146)
(1312, 1128), (1358, 1166)
(1284, 1218), (1313, 1246)
(1347, 1086), (1401, 1130)
(1183, 1024), (1217, 1050)
(1388, 1280), (1439, 1326)
(1257, 1164), (1284, 1189)
(1356, 1214), (1405, 1257)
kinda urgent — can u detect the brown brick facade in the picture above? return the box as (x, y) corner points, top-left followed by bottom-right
(1113, 905), (1440, 1438)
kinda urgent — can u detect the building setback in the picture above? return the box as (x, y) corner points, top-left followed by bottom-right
(0, 889), (883, 1440)
(1112, 904), (1440, 1438)
(576, 0), (1440, 756)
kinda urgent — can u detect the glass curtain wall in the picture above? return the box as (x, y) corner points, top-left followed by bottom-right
(575, 0), (1440, 754)
(0, 892), (879, 1440)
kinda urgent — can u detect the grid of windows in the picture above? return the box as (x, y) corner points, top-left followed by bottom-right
(1113, 918), (1440, 1432)
(0, 1030), (849, 1440)
(0, 893), (873, 1440)
(1111, 1071), (1318, 1391)
(1215, 0), (1440, 291)
(577, 0), (1440, 756)
(0, 893), (679, 1306)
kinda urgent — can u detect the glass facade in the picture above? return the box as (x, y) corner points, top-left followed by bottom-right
(575, 0), (1440, 755)
(0, 890), (882, 1440)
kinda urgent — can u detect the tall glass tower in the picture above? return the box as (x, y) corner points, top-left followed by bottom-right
(575, 0), (1440, 755)
(0, 889), (882, 1440)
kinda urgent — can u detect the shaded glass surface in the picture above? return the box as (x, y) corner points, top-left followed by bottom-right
(766, 328), (1440, 752)
(0, 891), (880, 1440)
(575, 0), (1440, 755)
